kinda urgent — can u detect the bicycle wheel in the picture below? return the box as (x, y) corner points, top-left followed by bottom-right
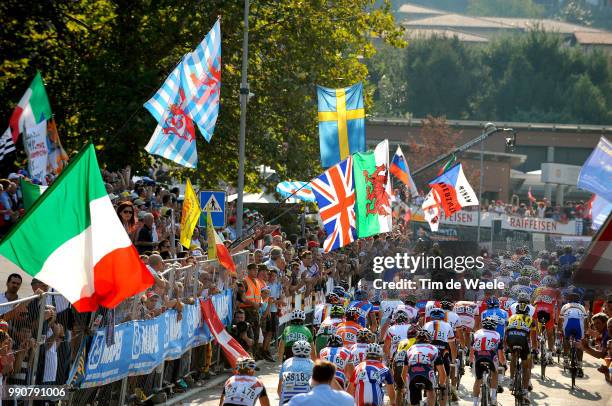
(481, 370), (489, 406)
(540, 334), (546, 379)
(570, 346), (577, 389)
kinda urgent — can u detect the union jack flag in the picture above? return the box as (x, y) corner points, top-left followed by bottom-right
(311, 156), (357, 252)
(181, 19), (221, 142)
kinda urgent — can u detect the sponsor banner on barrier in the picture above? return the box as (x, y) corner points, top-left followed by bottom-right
(80, 289), (232, 388)
(410, 208), (579, 235)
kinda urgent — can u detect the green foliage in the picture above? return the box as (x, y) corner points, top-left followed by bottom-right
(556, 0), (593, 26)
(467, 0), (544, 17)
(0, 0), (404, 188)
(368, 30), (612, 125)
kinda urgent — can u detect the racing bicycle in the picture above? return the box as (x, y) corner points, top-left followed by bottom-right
(510, 345), (528, 406)
(479, 362), (493, 406)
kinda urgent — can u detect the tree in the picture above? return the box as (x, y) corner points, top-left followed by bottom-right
(406, 116), (479, 190)
(0, 0), (405, 188)
(466, 0), (544, 17)
(557, 0), (593, 26)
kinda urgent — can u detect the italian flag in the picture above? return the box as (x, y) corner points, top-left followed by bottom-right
(9, 71), (52, 142)
(0, 144), (154, 312)
(19, 178), (47, 210)
(353, 140), (393, 238)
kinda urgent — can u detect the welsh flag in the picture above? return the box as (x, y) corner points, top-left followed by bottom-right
(353, 140), (393, 238)
(0, 144), (154, 312)
(8, 71), (52, 142)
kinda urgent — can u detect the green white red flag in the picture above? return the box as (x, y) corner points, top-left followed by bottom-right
(0, 144), (154, 312)
(8, 71), (52, 143)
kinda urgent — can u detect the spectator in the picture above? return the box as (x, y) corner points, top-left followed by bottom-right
(8, 324), (35, 386)
(596, 318), (612, 384)
(116, 201), (137, 240)
(264, 247), (283, 271)
(262, 269), (282, 361)
(147, 254), (166, 280)
(240, 263), (264, 358)
(230, 309), (254, 355)
(0, 274), (22, 315)
(135, 213), (157, 254)
(190, 227), (204, 249)
(579, 312), (609, 359)
(288, 360), (354, 406)
(559, 245), (577, 268)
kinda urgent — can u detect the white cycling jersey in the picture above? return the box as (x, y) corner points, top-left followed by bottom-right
(454, 301), (479, 329)
(385, 323), (412, 356)
(423, 320), (455, 343)
(222, 375), (267, 406)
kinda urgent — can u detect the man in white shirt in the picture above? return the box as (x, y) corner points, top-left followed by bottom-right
(0, 273), (22, 317)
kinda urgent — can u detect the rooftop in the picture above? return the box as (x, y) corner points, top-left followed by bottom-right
(480, 17), (603, 34)
(406, 28), (489, 43)
(367, 117), (612, 134)
(574, 31), (612, 45)
(397, 3), (445, 16)
(403, 13), (511, 29)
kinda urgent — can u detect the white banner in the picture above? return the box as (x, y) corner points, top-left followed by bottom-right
(23, 120), (49, 185)
(412, 207), (580, 236)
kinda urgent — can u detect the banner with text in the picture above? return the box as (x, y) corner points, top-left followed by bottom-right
(80, 289), (232, 388)
(410, 209), (580, 236)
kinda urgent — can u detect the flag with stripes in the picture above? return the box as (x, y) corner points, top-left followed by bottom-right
(0, 128), (16, 162)
(200, 298), (249, 368)
(181, 19), (221, 142)
(311, 156), (357, 252)
(144, 59), (198, 168)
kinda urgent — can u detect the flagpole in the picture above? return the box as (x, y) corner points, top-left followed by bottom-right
(477, 133), (484, 244)
(236, 0), (250, 239)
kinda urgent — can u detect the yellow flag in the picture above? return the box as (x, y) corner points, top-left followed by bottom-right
(179, 179), (202, 249)
(206, 206), (217, 260)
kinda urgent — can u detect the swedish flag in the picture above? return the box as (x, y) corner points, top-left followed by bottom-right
(317, 82), (366, 167)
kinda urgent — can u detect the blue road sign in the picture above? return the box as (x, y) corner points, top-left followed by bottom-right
(199, 190), (226, 228)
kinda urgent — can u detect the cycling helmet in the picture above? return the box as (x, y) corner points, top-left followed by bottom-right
(393, 309), (409, 323)
(517, 276), (531, 286)
(440, 300), (454, 311)
(365, 343), (384, 359)
(547, 265), (558, 275)
(520, 256), (533, 266)
(333, 286), (346, 297)
(345, 308), (360, 322)
(500, 268), (511, 277)
(517, 292), (531, 303)
(515, 302), (530, 315)
(482, 317), (498, 330)
(292, 340), (312, 358)
(330, 305), (345, 319)
(236, 356), (257, 371)
(486, 296), (500, 308)
(542, 275), (557, 287)
(415, 329), (432, 343)
(368, 331), (377, 343)
(318, 325), (336, 336)
(577, 247), (585, 255)
(291, 309), (306, 322)
(327, 334), (344, 348)
(326, 292), (340, 305)
(407, 325), (418, 338)
(429, 308), (445, 321)
(357, 328), (370, 343)
(354, 290), (368, 301)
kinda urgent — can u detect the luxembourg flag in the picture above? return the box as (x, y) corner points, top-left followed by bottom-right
(428, 163), (478, 217)
(390, 146), (418, 197)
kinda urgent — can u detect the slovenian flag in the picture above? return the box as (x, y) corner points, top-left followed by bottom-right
(0, 144), (154, 312)
(428, 163), (479, 217)
(390, 145), (418, 197)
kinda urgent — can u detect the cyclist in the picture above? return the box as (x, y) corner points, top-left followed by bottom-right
(348, 343), (395, 406)
(392, 326), (419, 406)
(532, 275), (561, 365)
(349, 328), (374, 367)
(439, 300), (461, 400)
(423, 308), (456, 405)
(505, 302), (537, 397)
(453, 300), (479, 363)
(471, 317), (504, 406)
(278, 341), (314, 404)
(396, 294), (420, 324)
(336, 308), (362, 347)
(349, 289), (377, 330)
(384, 309), (415, 362)
(559, 289), (588, 377)
(278, 310), (314, 362)
(508, 292), (535, 318)
(480, 296), (508, 393)
(313, 292), (341, 331)
(380, 293), (404, 339)
(319, 334), (354, 389)
(402, 329), (444, 406)
(333, 285), (351, 307)
(220, 356), (270, 406)
(509, 276), (534, 304)
(498, 288), (515, 313)
(316, 304), (345, 356)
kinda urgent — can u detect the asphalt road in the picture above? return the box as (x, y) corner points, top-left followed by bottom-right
(178, 353), (612, 406)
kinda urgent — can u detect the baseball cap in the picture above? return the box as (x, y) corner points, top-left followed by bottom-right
(134, 199), (146, 206)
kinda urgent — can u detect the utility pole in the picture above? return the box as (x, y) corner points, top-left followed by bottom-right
(236, 0), (250, 238)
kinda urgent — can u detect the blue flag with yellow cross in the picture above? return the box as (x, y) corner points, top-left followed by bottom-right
(317, 82), (366, 168)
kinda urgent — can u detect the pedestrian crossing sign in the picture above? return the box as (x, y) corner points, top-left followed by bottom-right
(199, 190), (226, 228)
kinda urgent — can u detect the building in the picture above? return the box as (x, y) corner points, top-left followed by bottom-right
(366, 117), (611, 203)
(572, 31), (612, 54)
